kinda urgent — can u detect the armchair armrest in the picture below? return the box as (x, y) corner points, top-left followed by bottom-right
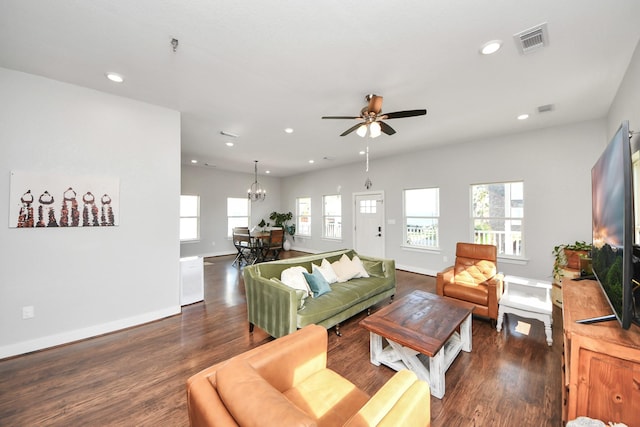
(436, 266), (454, 296)
(485, 272), (504, 320)
(344, 370), (430, 427)
(243, 268), (299, 338)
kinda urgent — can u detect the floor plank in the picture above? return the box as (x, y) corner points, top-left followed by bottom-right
(0, 251), (563, 426)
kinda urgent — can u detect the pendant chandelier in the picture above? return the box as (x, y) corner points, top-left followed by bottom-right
(248, 160), (266, 202)
(364, 146), (373, 189)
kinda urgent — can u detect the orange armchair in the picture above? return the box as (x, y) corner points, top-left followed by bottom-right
(436, 242), (504, 321)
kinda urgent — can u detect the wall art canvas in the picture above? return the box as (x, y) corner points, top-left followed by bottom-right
(9, 171), (120, 228)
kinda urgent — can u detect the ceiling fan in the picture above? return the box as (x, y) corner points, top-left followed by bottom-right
(322, 94), (427, 138)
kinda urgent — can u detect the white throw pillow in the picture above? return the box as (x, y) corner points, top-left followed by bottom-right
(280, 266), (312, 296)
(352, 255), (370, 278)
(331, 254), (361, 282)
(313, 259), (338, 284)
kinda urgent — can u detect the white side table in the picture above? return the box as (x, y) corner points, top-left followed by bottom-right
(496, 275), (553, 346)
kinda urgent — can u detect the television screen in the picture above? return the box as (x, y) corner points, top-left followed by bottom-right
(591, 120), (635, 328)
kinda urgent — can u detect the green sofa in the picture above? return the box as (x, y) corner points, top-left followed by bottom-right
(243, 249), (396, 338)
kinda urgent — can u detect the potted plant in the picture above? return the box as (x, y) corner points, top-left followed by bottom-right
(269, 211), (296, 249)
(552, 240), (592, 281)
(257, 219), (270, 232)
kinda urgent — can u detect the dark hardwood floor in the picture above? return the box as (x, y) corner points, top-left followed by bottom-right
(0, 251), (563, 426)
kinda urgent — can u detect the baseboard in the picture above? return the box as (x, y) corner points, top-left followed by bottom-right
(395, 263), (437, 277)
(0, 306), (180, 359)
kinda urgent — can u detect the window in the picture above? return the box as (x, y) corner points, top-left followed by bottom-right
(227, 197), (249, 237)
(471, 181), (523, 256)
(323, 194), (341, 239)
(296, 197), (311, 237)
(180, 195), (200, 241)
(404, 188), (439, 248)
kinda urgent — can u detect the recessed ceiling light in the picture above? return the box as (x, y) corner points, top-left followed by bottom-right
(308, 160), (315, 164)
(517, 114), (529, 120)
(105, 72), (124, 83)
(480, 40), (502, 55)
(359, 151), (365, 155)
(225, 142), (234, 147)
(266, 170), (271, 174)
(191, 159), (198, 164)
(284, 128), (294, 134)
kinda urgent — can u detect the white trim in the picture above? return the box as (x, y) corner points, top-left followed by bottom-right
(395, 263), (438, 277)
(401, 245), (441, 254)
(0, 306), (180, 359)
(498, 255), (529, 265)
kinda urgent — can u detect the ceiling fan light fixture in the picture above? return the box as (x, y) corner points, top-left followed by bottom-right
(369, 122), (382, 138)
(356, 124), (368, 137)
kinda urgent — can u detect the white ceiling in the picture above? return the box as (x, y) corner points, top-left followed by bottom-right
(2, 1), (640, 177)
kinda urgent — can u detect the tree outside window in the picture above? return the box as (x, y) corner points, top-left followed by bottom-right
(471, 181), (523, 256)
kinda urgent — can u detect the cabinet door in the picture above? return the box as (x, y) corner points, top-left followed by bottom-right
(577, 349), (640, 426)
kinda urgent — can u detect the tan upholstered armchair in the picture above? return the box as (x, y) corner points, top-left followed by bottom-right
(436, 242), (504, 321)
(187, 324), (431, 427)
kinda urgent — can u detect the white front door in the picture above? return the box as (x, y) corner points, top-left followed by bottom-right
(354, 192), (385, 258)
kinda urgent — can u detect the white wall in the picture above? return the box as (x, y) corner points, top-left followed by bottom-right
(0, 68), (181, 358)
(180, 165), (282, 257)
(608, 37), (640, 151)
(280, 120), (606, 281)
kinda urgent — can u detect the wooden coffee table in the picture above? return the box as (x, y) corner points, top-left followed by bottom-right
(360, 290), (475, 399)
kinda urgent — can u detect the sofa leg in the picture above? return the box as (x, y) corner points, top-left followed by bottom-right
(367, 308), (371, 315)
(249, 323), (254, 333)
(390, 294), (395, 303)
(335, 324), (342, 337)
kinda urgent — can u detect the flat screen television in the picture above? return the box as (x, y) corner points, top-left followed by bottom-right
(586, 120), (640, 329)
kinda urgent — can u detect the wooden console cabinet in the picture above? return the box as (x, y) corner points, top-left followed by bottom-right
(562, 278), (640, 426)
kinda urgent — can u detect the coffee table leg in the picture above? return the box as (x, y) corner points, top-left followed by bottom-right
(428, 348), (445, 399)
(369, 332), (382, 366)
(460, 314), (472, 352)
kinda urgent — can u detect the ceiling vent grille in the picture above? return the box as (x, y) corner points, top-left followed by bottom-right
(537, 104), (555, 113)
(514, 23), (549, 54)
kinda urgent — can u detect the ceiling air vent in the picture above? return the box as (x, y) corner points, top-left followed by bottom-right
(537, 104), (555, 113)
(514, 23), (549, 55)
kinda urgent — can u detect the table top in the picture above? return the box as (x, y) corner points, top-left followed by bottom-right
(360, 290), (475, 357)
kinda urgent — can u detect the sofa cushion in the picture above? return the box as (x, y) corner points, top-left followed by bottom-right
(297, 277), (394, 327)
(304, 270), (332, 298)
(313, 260), (338, 284)
(217, 358), (317, 427)
(362, 260), (385, 278)
(351, 256), (370, 278)
(281, 266), (312, 296)
(331, 254), (361, 282)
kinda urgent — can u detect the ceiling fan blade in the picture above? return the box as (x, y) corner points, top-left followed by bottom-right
(379, 121), (396, 135)
(322, 116), (361, 120)
(368, 95), (383, 114)
(340, 122), (364, 136)
(381, 109), (427, 119)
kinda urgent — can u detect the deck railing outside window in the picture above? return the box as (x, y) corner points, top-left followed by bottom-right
(406, 224), (438, 247)
(324, 220), (341, 239)
(474, 229), (522, 256)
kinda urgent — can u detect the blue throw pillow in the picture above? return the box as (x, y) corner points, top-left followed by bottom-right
(303, 270), (332, 298)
